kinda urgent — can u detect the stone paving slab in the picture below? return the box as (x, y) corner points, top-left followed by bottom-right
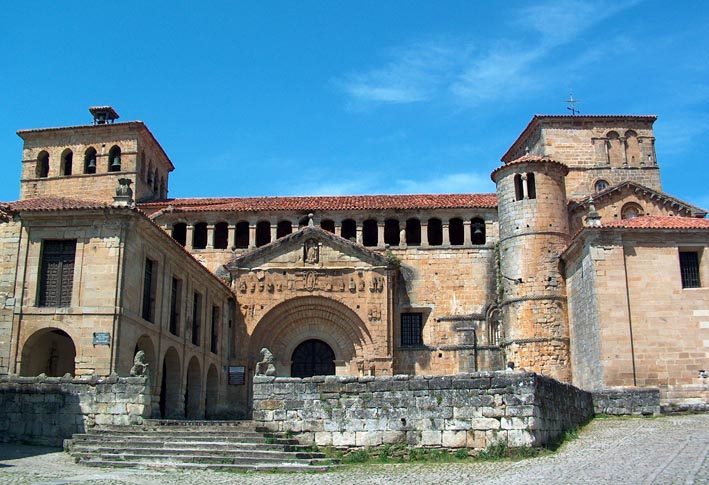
(0, 414), (707, 484)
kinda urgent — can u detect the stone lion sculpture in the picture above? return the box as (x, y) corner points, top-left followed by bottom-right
(255, 347), (276, 376)
(130, 350), (149, 377)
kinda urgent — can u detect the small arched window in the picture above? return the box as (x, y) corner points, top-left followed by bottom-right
(428, 218), (443, 246)
(193, 223), (208, 249)
(108, 145), (122, 172)
(471, 217), (485, 245)
(625, 130), (640, 166)
(341, 219), (357, 241)
(256, 221), (271, 247)
(514, 174), (523, 201)
(384, 219), (400, 246)
(595, 179), (609, 192)
(621, 203), (644, 220)
(320, 219), (335, 233)
(406, 218), (421, 246)
(449, 218), (464, 245)
(152, 169), (159, 192)
(235, 221), (250, 248)
(139, 152), (146, 181)
(36, 151), (50, 178)
(172, 223), (187, 246)
(214, 222), (229, 249)
(146, 163), (154, 184)
(526, 173), (536, 199)
(488, 309), (501, 346)
(84, 147), (97, 174)
(606, 131), (623, 166)
(60, 149), (73, 176)
(362, 219), (378, 247)
(277, 220), (293, 238)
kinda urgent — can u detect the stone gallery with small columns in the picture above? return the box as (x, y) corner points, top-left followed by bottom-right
(0, 106), (707, 429)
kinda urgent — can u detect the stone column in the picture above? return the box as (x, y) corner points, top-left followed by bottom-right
(377, 222), (385, 248)
(206, 224), (215, 249)
(227, 223), (236, 249)
(335, 222), (342, 237)
(620, 136), (628, 166)
(521, 174), (529, 199)
(463, 220), (472, 246)
(185, 224), (194, 250)
(270, 224), (277, 243)
(249, 224), (256, 249)
(442, 222), (450, 246)
(356, 224), (363, 245)
(421, 222), (429, 246)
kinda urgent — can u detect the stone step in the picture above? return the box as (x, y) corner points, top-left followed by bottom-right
(76, 429), (268, 438)
(78, 460), (332, 472)
(71, 434), (297, 446)
(142, 419), (254, 427)
(72, 445), (326, 459)
(74, 452), (331, 466)
(71, 440), (288, 450)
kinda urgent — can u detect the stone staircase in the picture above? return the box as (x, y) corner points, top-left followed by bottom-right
(65, 419), (334, 472)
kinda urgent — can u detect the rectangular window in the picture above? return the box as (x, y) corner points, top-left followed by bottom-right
(401, 312), (423, 347)
(38, 240), (76, 307)
(211, 305), (220, 354)
(192, 292), (202, 346)
(679, 251), (701, 288)
(141, 258), (157, 322)
(169, 277), (182, 336)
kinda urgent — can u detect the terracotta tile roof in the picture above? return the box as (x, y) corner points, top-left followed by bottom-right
(138, 193), (498, 214)
(8, 197), (109, 211)
(490, 154), (568, 181)
(598, 215), (709, 230)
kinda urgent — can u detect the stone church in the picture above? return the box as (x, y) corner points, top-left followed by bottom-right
(0, 106), (707, 419)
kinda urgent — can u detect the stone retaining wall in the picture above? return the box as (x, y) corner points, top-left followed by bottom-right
(591, 387), (661, 415)
(0, 374), (150, 446)
(253, 371), (593, 450)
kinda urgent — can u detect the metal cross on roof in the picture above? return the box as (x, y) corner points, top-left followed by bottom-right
(565, 94), (580, 115)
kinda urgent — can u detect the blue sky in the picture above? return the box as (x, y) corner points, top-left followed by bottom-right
(2, 1), (708, 209)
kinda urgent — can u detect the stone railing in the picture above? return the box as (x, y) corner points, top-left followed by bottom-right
(0, 373), (151, 446)
(253, 371), (593, 449)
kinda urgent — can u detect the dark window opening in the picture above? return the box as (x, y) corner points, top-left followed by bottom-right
(235, 221), (250, 248)
(142, 258), (157, 322)
(192, 292), (202, 346)
(193, 222), (208, 249)
(211, 306), (220, 354)
(341, 219), (356, 241)
(38, 240), (76, 307)
(169, 277), (182, 336)
(384, 219), (400, 246)
(172, 223), (187, 246)
(471, 218), (486, 245)
(680, 251), (701, 288)
(595, 180), (609, 192)
(84, 147), (97, 174)
(256, 221), (271, 247)
(449, 218), (464, 245)
(401, 313), (423, 347)
(320, 219), (335, 233)
(214, 222), (229, 249)
(428, 218), (442, 246)
(514, 174), (523, 201)
(277, 220), (293, 239)
(152, 169), (159, 192)
(406, 218), (421, 246)
(61, 149), (73, 176)
(37, 151), (50, 178)
(291, 339), (335, 378)
(362, 219), (378, 247)
(527, 173), (536, 199)
(108, 145), (122, 172)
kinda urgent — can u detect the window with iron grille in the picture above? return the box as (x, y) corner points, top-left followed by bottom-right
(679, 251), (701, 288)
(141, 258), (157, 322)
(192, 292), (202, 346)
(38, 240), (76, 307)
(169, 277), (182, 336)
(401, 313), (423, 347)
(211, 305), (220, 354)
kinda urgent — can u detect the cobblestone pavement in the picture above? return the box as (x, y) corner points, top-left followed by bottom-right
(0, 414), (707, 485)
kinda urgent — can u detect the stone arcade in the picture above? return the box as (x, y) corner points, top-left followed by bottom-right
(0, 107), (707, 446)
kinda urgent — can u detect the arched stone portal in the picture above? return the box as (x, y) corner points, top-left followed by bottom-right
(160, 347), (182, 418)
(291, 339), (336, 378)
(205, 364), (219, 419)
(249, 296), (375, 377)
(185, 357), (202, 419)
(20, 328), (76, 377)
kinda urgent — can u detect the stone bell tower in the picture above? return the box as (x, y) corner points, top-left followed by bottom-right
(17, 106), (174, 203)
(491, 154), (571, 382)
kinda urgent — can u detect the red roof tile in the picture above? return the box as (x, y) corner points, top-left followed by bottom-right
(8, 197), (109, 211)
(490, 155), (568, 181)
(598, 215), (709, 230)
(138, 193), (498, 213)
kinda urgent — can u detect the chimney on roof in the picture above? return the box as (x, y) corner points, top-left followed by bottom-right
(89, 106), (120, 125)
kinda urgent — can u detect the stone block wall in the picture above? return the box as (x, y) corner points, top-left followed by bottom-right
(0, 374), (150, 446)
(253, 371), (593, 450)
(592, 388), (660, 415)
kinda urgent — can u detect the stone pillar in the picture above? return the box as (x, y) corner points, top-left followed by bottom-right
(421, 222), (429, 246)
(249, 224), (256, 249)
(270, 224), (277, 243)
(377, 222), (385, 248)
(521, 174), (529, 199)
(206, 224), (215, 249)
(185, 224), (194, 250)
(620, 136), (628, 166)
(442, 222), (450, 246)
(227, 223), (236, 249)
(463, 220), (472, 246)
(335, 222), (342, 237)
(356, 225), (363, 245)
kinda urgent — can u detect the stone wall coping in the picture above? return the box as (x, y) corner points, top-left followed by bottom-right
(253, 370), (537, 385)
(0, 374), (148, 386)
